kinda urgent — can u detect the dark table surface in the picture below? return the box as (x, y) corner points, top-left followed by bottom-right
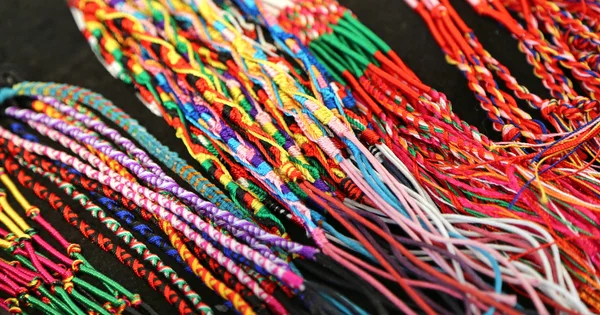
(0, 1), (548, 314)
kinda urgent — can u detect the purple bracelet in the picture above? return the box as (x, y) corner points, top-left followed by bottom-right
(9, 106), (288, 266)
(0, 124), (305, 291)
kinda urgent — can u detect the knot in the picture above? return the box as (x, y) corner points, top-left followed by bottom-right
(67, 243), (81, 256)
(281, 162), (303, 182)
(226, 106), (242, 123)
(50, 280), (64, 293)
(5, 233), (16, 242)
(540, 99), (558, 119)
(114, 299), (127, 314)
(194, 79), (210, 94)
(203, 91), (217, 104)
(5, 297), (22, 314)
(129, 294), (142, 307)
(313, 106), (334, 124)
(15, 287), (27, 297)
(219, 127), (236, 142)
(103, 302), (114, 313)
(575, 97), (599, 115)
(62, 271), (74, 283)
(557, 103), (584, 120)
(5, 298), (18, 307)
(25, 206), (40, 218)
(113, 297), (127, 308)
(193, 103), (210, 116)
(501, 124), (521, 141)
(63, 281), (74, 294)
(541, 99), (584, 120)
(360, 129), (381, 146)
(28, 277), (42, 290)
(8, 306), (22, 315)
(340, 177), (367, 202)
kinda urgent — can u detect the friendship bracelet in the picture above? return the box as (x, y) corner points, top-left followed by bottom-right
(64, 9), (432, 315)
(0, 185), (142, 315)
(1, 78), (376, 314)
(0, 120), (303, 291)
(69, 3), (440, 312)
(11, 0), (586, 313)
(64, 1), (544, 314)
(2, 138), (213, 315)
(0, 95), (300, 314)
(183, 0), (540, 314)
(0, 141), (195, 314)
(234, 0), (600, 314)
(0, 171), (146, 314)
(65, 1), (572, 314)
(6, 104), (287, 267)
(0, 76), (382, 314)
(8, 134), (270, 315)
(33, 93), (316, 259)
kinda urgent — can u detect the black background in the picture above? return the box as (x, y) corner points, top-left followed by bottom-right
(0, 0), (549, 314)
